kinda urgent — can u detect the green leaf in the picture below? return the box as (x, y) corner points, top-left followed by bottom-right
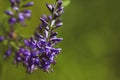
(63, 0), (71, 7)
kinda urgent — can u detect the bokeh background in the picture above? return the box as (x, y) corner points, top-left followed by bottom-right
(0, 0), (120, 80)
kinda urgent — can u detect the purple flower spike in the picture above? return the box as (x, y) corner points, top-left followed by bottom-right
(3, 0), (34, 61)
(6, 0), (34, 26)
(15, 0), (64, 73)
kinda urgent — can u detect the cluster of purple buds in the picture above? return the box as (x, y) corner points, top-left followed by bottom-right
(5, 0), (34, 26)
(14, 0), (64, 73)
(2, 0), (34, 58)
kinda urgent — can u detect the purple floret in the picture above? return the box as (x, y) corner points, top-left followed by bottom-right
(0, 36), (4, 42)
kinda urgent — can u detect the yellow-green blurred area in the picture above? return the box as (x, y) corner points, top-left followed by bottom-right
(0, 0), (120, 80)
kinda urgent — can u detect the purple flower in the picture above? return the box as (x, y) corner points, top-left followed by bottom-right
(23, 10), (32, 18)
(5, 10), (13, 16)
(2, 0), (34, 60)
(18, 13), (25, 22)
(0, 36), (4, 42)
(46, 4), (54, 13)
(8, 17), (16, 25)
(15, 0), (64, 73)
(22, 2), (34, 7)
(4, 45), (12, 58)
(5, 0), (34, 26)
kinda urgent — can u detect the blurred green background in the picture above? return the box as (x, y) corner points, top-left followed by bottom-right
(0, 0), (120, 80)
